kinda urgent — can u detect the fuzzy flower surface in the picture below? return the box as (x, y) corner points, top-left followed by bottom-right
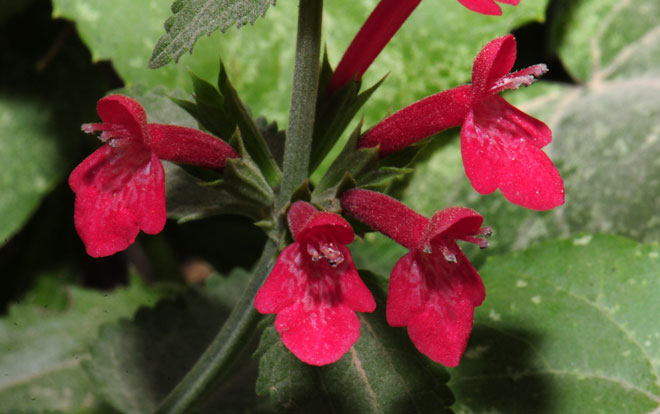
(359, 35), (564, 211)
(340, 189), (490, 366)
(69, 94), (237, 257)
(255, 201), (376, 365)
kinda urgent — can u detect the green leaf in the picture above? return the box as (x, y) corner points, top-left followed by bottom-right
(0, 9), (109, 244)
(549, 0), (660, 82)
(0, 95), (76, 244)
(179, 71), (236, 139)
(449, 234), (660, 413)
(217, 63), (282, 186)
(85, 270), (267, 414)
(255, 271), (454, 414)
(0, 275), (171, 412)
(148, 0), (275, 69)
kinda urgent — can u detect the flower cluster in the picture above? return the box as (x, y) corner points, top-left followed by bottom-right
(71, 0), (562, 370)
(255, 201), (376, 365)
(255, 193), (490, 366)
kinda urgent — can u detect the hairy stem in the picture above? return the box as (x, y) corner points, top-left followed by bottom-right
(154, 1), (324, 412)
(279, 0), (323, 208)
(154, 240), (278, 414)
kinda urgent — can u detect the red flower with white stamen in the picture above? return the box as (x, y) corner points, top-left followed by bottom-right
(255, 201), (376, 366)
(340, 189), (490, 366)
(69, 94), (237, 257)
(359, 35), (564, 210)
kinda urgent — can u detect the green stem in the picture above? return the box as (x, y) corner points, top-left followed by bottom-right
(279, 0), (324, 207)
(154, 2), (324, 412)
(154, 239), (278, 414)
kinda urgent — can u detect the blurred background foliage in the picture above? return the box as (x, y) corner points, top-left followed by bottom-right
(1, 0), (660, 412)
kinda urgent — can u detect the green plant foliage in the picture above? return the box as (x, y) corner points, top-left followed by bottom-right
(0, 6), (108, 244)
(549, 0), (660, 82)
(84, 270), (268, 413)
(255, 271), (454, 414)
(449, 234), (660, 413)
(0, 276), (171, 413)
(0, 96), (77, 243)
(149, 0), (275, 68)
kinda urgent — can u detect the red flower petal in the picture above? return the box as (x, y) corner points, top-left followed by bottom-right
(148, 124), (237, 170)
(255, 243), (375, 315)
(95, 95), (150, 145)
(457, 0), (520, 16)
(427, 207), (484, 242)
(333, 246), (376, 313)
(69, 145), (165, 257)
(275, 301), (361, 366)
(461, 95), (563, 210)
(471, 35), (517, 97)
(288, 201), (354, 245)
(388, 248), (483, 366)
(406, 296), (476, 366)
(254, 243), (305, 314)
(386, 253), (425, 326)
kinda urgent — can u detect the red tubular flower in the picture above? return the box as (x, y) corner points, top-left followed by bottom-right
(359, 35), (564, 211)
(327, 0), (421, 95)
(327, 0), (521, 95)
(69, 95), (238, 258)
(340, 189), (490, 366)
(255, 201), (376, 365)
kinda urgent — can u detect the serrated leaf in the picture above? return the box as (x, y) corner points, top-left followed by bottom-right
(0, 276), (171, 412)
(449, 234), (660, 413)
(85, 270), (267, 414)
(149, 0), (275, 68)
(255, 271), (454, 414)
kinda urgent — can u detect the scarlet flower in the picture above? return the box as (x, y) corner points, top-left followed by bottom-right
(254, 201), (376, 365)
(69, 94), (237, 257)
(327, 0), (521, 95)
(359, 35), (564, 211)
(340, 189), (489, 366)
